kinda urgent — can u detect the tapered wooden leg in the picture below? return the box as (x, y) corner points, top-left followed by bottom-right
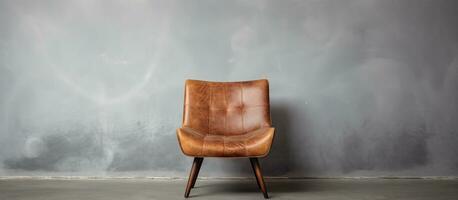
(250, 158), (269, 199)
(185, 157), (203, 198)
(191, 158), (203, 188)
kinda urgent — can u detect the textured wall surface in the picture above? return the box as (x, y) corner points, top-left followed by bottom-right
(1, 0), (458, 177)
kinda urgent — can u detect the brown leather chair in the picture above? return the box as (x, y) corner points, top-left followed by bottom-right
(177, 79), (275, 198)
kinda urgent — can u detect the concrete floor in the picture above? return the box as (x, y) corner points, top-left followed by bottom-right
(1, 178), (457, 200)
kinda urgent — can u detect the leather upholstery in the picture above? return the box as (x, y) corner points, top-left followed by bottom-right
(177, 79), (275, 157)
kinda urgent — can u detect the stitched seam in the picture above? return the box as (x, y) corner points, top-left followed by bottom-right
(243, 139), (248, 156)
(208, 83), (211, 135)
(223, 85), (227, 155)
(202, 135), (207, 156)
(224, 85), (227, 135)
(240, 83), (244, 133)
(223, 136), (226, 156)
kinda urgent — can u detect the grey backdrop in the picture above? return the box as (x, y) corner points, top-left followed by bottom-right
(1, 0), (458, 177)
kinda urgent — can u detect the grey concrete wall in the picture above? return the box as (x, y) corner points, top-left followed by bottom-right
(1, 0), (458, 177)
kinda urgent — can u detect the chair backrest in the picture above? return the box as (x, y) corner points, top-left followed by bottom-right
(182, 79), (271, 135)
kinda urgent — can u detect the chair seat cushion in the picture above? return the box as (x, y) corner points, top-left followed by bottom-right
(177, 127), (275, 157)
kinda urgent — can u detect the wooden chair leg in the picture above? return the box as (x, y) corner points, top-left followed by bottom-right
(185, 157), (203, 198)
(250, 158), (269, 199)
(191, 158), (203, 188)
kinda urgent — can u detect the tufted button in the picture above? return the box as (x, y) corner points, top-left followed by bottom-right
(238, 106), (245, 115)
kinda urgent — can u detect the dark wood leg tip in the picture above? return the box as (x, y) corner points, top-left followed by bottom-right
(250, 158), (269, 199)
(184, 157), (203, 198)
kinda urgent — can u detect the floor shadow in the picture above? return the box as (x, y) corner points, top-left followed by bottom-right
(189, 179), (331, 198)
(188, 181), (265, 198)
